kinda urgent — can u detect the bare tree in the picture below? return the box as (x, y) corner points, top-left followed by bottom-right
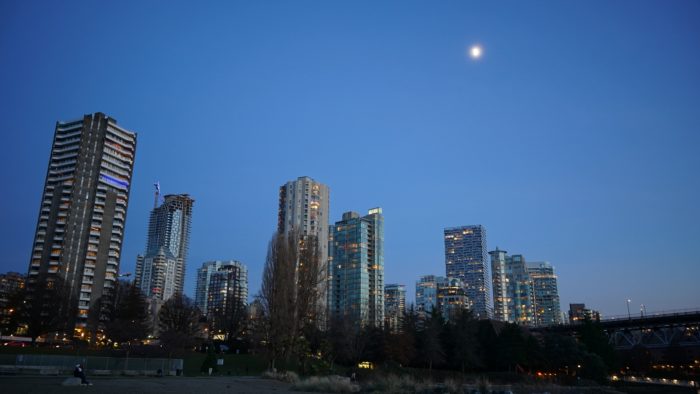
(158, 293), (202, 356)
(22, 276), (73, 345)
(259, 230), (324, 370)
(105, 282), (150, 345)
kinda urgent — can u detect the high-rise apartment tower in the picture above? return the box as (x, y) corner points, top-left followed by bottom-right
(415, 275), (447, 315)
(384, 283), (406, 332)
(207, 261), (248, 337)
(444, 225), (492, 319)
(195, 260), (244, 316)
(489, 249), (535, 325)
(134, 194), (193, 301)
(278, 176), (330, 319)
(329, 208), (384, 328)
(527, 262), (561, 326)
(26, 113), (136, 332)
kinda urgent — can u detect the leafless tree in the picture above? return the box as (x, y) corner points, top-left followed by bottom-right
(158, 293), (202, 356)
(22, 276), (73, 345)
(259, 230), (324, 370)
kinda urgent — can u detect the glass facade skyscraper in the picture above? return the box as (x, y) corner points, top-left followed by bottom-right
(384, 283), (406, 332)
(415, 275), (447, 315)
(134, 194), (193, 301)
(437, 277), (470, 320)
(490, 251), (535, 325)
(26, 113), (136, 333)
(444, 225), (492, 319)
(329, 208), (384, 328)
(490, 250), (561, 327)
(527, 261), (561, 326)
(207, 262), (248, 336)
(195, 260), (243, 316)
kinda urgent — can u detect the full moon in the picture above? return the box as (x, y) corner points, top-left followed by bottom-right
(469, 45), (483, 59)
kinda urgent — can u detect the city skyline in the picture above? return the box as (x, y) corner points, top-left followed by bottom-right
(1, 2), (699, 317)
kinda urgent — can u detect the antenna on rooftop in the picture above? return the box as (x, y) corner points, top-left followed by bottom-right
(154, 181), (161, 208)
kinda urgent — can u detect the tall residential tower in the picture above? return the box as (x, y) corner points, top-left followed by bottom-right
(444, 225), (492, 319)
(134, 194), (194, 302)
(489, 249), (535, 325)
(329, 208), (384, 328)
(195, 260), (244, 316)
(527, 262), (561, 326)
(384, 284), (406, 332)
(278, 176), (330, 319)
(26, 113), (136, 333)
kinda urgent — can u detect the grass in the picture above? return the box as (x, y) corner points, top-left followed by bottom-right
(183, 353), (269, 376)
(291, 375), (359, 393)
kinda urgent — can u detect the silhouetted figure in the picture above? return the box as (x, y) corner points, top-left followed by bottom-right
(73, 364), (92, 386)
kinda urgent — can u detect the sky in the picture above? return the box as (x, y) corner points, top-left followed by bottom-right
(1, 1), (699, 318)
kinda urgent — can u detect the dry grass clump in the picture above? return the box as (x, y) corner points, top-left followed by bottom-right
(363, 374), (428, 393)
(261, 370), (300, 383)
(444, 377), (464, 393)
(291, 375), (360, 393)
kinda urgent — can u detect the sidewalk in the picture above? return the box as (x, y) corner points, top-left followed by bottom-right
(0, 375), (296, 394)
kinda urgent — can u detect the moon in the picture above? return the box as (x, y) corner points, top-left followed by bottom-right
(469, 45), (483, 59)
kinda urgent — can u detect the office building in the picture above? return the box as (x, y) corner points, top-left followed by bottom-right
(444, 225), (492, 319)
(527, 261), (561, 326)
(26, 113), (136, 333)
(278, 176), (330, 319)
(207, 262), (248, 336)
(415, 275), (447, 314)
(329, 208), (384, 328)
(195, 260), (243, 316)
(134, 194), (194, 301)
(384, 283), (406, 332)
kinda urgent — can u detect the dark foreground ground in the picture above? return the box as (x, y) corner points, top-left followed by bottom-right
(0, 376), (296, 394)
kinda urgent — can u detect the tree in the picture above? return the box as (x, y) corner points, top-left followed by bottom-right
(158, 293), (201, 355)
(22, 276), (73, 344)
(475, 320), (499, 371)
(208, 280), (248, 349)
(105, 282), (150, 344)
(578, 318), (617, 371)
(420, 308), (446, 372)
(447, 309), (481, 372)
(259, 230), (324, 370)
(0, 287), (25, 336)
(495, 323), (529, 371)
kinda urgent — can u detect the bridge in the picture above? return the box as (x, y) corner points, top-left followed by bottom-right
(532, 309), (700, 350)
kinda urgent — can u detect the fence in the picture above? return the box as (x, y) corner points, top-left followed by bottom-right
(3, 354), (183, 375)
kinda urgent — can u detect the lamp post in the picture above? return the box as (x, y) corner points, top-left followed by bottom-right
(640, 304), (646, 318)
(626, 299), (631, 320)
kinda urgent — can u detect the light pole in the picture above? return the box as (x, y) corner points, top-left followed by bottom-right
(640, 304), (646, 318)
(626, 299), (631, 320)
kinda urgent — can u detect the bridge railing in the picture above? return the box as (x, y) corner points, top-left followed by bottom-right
(601, 307), (700, 322)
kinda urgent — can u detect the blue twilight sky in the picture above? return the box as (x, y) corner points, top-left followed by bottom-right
(1, 1), (699, 317)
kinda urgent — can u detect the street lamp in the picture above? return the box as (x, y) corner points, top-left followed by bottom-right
(626, 299), (631, 320)
(640, 304), (646, 318)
